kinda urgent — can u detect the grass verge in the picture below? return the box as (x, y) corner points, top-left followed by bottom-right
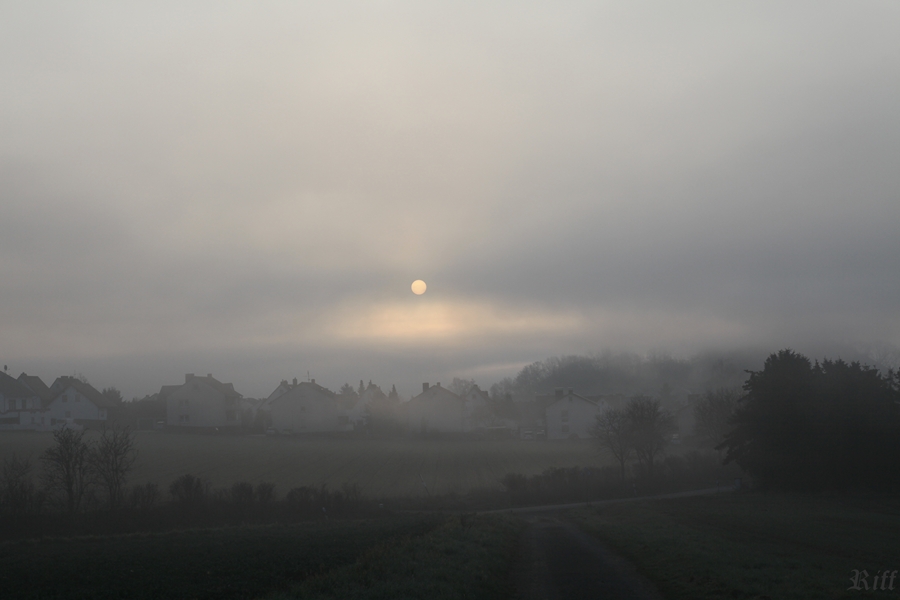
(270, 514), (525, 600)
(567, 491), (900, 599)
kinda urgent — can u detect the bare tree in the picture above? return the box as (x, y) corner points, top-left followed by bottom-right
(626, 396), (676, 477)
(591, 409), (633, 485)
(448, 377), (476, 397)
(693, 387), (741, 453)
(91, 426), (138, 510)
(41, 427), (94, 515)
(1, 453), (35, 515)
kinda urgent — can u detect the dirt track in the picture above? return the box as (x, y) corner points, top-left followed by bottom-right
(511, 515), (665, 600)
(504, 489), (731, 599)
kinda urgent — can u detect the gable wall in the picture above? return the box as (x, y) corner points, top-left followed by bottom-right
(269, 386), (350, 433)
(407, 391), (464, 433)
(167, 381), (238, 428)
(545, 395), (602, 440)
(46, 385), (106, 426)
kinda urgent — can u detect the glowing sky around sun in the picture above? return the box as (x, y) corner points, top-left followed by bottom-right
(2, 2), (899, 397)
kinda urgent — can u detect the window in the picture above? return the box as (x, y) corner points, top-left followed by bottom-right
(561, 424), (569, 433)
(226, 410), (236, 422)
(99, 409), (106, 420)
(61, 395), (68, 403)
(65, 411), (71, 418)
(561, 410), (569, 422)
(179, 415), (189, 423)
(15, 399), (22, 410)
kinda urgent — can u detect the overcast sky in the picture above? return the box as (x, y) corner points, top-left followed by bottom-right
(2, 2), (899, 399)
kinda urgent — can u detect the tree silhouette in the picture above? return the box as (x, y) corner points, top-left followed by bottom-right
(41, 427), (94, 515)
(591, 408), (633, 484)
(625, 396), (675, 477)
(719, 349), (900, 490)
(91, 426), (138, 510)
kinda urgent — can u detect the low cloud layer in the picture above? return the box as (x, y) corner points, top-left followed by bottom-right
(2, 2), (899, 398)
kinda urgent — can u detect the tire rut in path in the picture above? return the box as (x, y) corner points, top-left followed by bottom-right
(511, 515), (665, 600)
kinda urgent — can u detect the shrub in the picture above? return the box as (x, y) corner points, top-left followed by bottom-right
(128, 483), (160, 510)
(169, 474), (208, 505)
(231, 481), (255, 506)
(255, 482), (276, 505)
(1, 453), (36, 515)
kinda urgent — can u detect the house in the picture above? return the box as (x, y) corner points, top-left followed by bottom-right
(264, 379), (351, 434)
(544, 388), (605, 440)
(18, 372), (53, 403)
(459, 384), (504, 432)
(45, 376), (116, 429)
(163, 373), (243, 429)
(0, 371), (44, 430)
(406, 383), (465, 434)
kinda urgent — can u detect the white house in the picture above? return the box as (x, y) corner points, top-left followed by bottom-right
(163, 373), (243, 429)
(45, 376), (116, 429)
(406, 383), (465, 434)
(0, 371), (45, 430)
(265, 380), (351, 434)
(545, 388), (605, 440)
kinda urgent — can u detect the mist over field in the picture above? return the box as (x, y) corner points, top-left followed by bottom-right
(4, 5), (900, 598)
(2, 2), (899, 401)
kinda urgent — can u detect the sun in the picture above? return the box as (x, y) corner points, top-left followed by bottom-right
(411, 280), (427, 295)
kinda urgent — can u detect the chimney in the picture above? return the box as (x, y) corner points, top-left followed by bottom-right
(423, 383), (430, 392)
(293, 378), (298, 386)
(555, 388), (563, 398)
(311, 378), (315, 385)
(436, 382), (441, 388)
(186, 373), (194, 383)
(569, 388), (574, 396)
(207, 373), (213, 379)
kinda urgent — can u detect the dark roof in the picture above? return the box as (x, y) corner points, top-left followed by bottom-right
(157, 385), (181, 401)
(268, 381), (337, 407)
(50, 377), (118, 409)
(409, 384), (462, 404)
(182, 374), (242, 399)
(546, 390), (599, 408)
(17, 373), (53, 401)
(0, 371), (38, 399)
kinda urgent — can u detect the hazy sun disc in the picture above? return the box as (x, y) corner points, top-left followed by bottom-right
(411, 280), (427, 295)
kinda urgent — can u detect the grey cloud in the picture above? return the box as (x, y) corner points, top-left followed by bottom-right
(2, 2), (899, 398)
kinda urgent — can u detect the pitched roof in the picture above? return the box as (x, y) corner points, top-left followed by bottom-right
(0, 371), (38, 399)
(267, 381), (337, 408)
(409, 384), (462, 404)
(50, 377), (118, 409)
(189, 375), (241, 398)
(546, 390), (600, 409)
(17, 373), (53, 401)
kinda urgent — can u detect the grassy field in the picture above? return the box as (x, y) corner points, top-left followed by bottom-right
(567, 491), (900, 600)
(0, 431), (604, 498)
(0, 515), (447, 600)
(271, 514), (523, 600)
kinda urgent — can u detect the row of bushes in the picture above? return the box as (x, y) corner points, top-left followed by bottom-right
(498, 451), (744, 506)
(0, 472), (372, 539)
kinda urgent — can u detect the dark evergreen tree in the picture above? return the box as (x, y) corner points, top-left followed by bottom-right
(719, 349), (900, 490)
